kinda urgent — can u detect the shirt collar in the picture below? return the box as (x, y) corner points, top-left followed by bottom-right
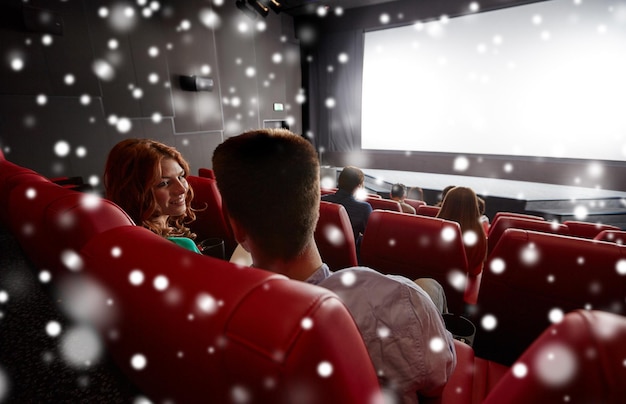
(305, 263), (332, 285)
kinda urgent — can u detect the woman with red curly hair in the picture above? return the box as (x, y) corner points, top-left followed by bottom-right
(104, 138), (199, 252)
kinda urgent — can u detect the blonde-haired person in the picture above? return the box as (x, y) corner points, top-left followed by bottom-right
(104, 138), (200, 253)
(436, 186), (487, 276)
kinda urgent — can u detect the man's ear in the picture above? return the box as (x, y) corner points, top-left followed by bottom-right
(228, 216), (250, 252)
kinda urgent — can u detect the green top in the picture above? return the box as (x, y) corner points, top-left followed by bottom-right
(168, 236), (201, 254)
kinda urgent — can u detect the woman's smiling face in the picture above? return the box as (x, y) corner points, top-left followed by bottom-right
(153, 157), (188, 220)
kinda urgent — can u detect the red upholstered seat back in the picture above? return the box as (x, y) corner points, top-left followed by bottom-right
(315, 201), (358, 270)
(2, 157), (382, 402)
(360, 210), (470, 314)
(78, 226), (381, 403)
(483, 310), (626, 404)
(473, 229), (626, 365)
(404, 198), (426, 211)
(366, 197), (402, 212)
(416, 205), (441, 217)
(186, 175), (237, 258)
(197, 167), (215, 179)
(487, 216), (570, 255)
(563, 220), (620, 239)
(594, 229), (626, 244)
(492, 211), (545, 223)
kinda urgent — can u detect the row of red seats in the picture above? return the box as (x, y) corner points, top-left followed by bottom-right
(3, 155), (625, 402)
(0, 156), (381, 403)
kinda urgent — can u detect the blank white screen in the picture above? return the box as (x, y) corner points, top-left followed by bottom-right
(361, 0), (626, 161)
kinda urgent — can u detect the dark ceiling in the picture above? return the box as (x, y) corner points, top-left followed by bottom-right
(273, 0), (400, 16)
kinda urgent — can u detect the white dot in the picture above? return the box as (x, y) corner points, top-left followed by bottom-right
(61, 249), (84, 272)
(11, 57), (24, 71)
(148, 46), (159, 57)
(108, 39), (118, 49)
(153, 275), (169, 291)
(54, 141), (71, 157)
(481, 314), (497, 331)
(548, 308), (564, 324)
(131, 354), (147, 370)
(80, 94), (91, 105)
(39, 270), (52, 283)
(148, 73), (159, 83)
(463, 230), (478, 247)
(490, 258), (506, 274)
(64, 74), (75, 85)
(116, 117), (132, 133)
(532, 14), (542, 25)
(301, 317), (313, 330)
(59, 326), (102, 368)
(316, 6), (328, 17)
(429, 337), (445, 352)
(340, 271), (356, 287)
(36, 94), (47, 105)
(325, 98), (336, 108)
(129, 270), (144, 285)
(75, 146), (87, 158)
(379, 13), (390, 24)
(441, 226), (457, 242)
(453, 156), (470, 172)
(317, 361), (333, 378)
(573, 206), (588, 220)
(46, 321), (62, 337)
(521, 243), (539, 265)
(151, 112), (162, 123)
(504, 162), (514, 173)
(0, 291), (8, 304)
(272, 53), (283, 63)
(245, 67), (256, 77)
(25, 187), (37, 199)
(616, 259), (626, 275)
(111, 246), (122, 258)
(132, 88), (143, 98)
(93, 59), (115, 81)
(512, 362), (528, 378)
(180, 19), (191, 30)
(338, 53), (349, 64)
(469, 2), (480, 12)
(42, 34), (53, 46)
(197, 293), (218, 314)
(377, 326), (390, 338)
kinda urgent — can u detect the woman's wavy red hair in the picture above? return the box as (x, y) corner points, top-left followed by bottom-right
(104, 138), (196, 238)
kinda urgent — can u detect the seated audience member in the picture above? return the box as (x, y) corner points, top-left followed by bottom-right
(212, 129), (456, 403)
(321, 166), (372, 248)
(477, 196), (490, 233)
(407, 186), (424, 202)
(435, 185), (456, 207)
(104, 138), (200, 253)
(390, 183), (416, 214)
(436, 186), (487, 276)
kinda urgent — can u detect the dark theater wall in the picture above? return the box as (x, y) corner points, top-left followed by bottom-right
(0, 0), (301, 189)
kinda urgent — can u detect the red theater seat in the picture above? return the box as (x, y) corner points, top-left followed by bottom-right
(442, 340), (509, 404)
(360, 210), (471, 314)
(594, 229), (626, 245)
(315, 201), (358, 270)
(472, 228), (626, 365)
(187, 175), (237, 259)
(416, 205), (441, 217)
(78, 225), (381, 403)
(483, 310), (626, 403)
(198, 167), (216, 179)
(404, 198), (426, 211)
(487, 216), (570, 255)
(2, 157), (383, 403)
(563, 220), (620, 239)
(492, 212), (545, 223)
(366, 197), (402, 212)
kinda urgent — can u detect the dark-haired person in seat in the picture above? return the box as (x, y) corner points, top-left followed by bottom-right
(390, 183), (417, 214)
(321, 166), (372, 250)
(212, 128), (455, 403)
(104, 138), (201, 253)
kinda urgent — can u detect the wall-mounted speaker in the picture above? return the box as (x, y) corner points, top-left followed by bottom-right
(22, 5), (64, 36)
(179, 75), (214, 92)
